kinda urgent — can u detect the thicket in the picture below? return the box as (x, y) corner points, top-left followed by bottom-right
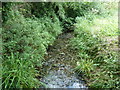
(2, 3), (63, 88)
(2, 2), (118, 88)
(70, 3), (120, 88)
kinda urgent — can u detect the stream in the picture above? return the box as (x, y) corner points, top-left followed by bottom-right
(40, 32), (88, 88)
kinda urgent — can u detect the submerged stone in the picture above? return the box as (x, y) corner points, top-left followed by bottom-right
(40, 32), (87, 88)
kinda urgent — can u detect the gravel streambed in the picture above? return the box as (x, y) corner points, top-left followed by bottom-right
(40, 32), (87, 88)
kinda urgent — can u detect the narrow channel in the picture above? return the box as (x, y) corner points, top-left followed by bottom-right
(40, 32), (88, 88)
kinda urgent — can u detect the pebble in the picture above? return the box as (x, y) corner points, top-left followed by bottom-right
(41, 66), (87, 88)
(40, 33), (87, 88)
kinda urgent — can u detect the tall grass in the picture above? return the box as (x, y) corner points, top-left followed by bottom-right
(70, 8), (120, 88)
(2, 2), (119, 88)
(92, 14), (118, 36)
(2, 10), (62, 88)
(2, 53), (40, 88)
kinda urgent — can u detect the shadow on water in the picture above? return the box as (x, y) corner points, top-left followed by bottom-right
(39, 32), (88, 88)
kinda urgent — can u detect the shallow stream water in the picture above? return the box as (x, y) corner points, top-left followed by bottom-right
(40, 32), (87, 88)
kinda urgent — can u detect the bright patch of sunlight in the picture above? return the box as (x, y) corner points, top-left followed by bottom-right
(91, 13), (118, 36)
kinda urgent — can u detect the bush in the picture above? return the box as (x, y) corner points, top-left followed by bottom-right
(2, 10), (62, 88)
(70, 17), (100, 60)
(2, 2), (118, 88)
(70, 15), (120, 88)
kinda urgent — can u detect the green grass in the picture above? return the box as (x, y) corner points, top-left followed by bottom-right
(2, 2), (119, 88)
(91, 12), (118, 36)
(2, 53), (40, 88)
(2, 10), (62, 88)
(75, 11), (118, 37)
(70, 9), (120, 88)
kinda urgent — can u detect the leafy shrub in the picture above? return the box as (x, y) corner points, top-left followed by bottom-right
(70, 17), (101, 60)
(92, 15), (118, 36)
(30, 2), (105, 33)
(2, 9), (62, 88)
(70, 14), (120, 88)
(2, 2), (118, 88)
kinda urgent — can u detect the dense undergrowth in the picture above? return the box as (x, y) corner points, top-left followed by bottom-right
(2, 3), (62, 88)
(2, 2), (119, 88)
(2, 12), (62, 88)
(70, 4), (120, 88)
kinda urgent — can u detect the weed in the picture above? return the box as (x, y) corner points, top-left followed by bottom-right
(70, 6), (119, 88)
